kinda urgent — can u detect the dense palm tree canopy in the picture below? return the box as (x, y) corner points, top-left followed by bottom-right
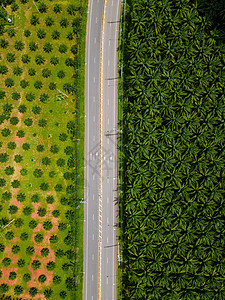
(122, 0), (225, 298)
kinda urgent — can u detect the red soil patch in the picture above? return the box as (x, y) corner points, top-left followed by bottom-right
(51, 216), (58, 228)
(46, 204), (55, 214)
(11, 197), (23, 210)
(27, 202), (58, 291)
(12, 134), (26, 147)
(22, 292), (45, 300)
(0, 267), (18, 286)
(15, 112), (24, 126)
(27, 266), (53, 288)
(31, 202), (41, 219)
(46, 191), (54, 195)
(3, 246), (19, 264)
(31, 203), (59, 235)
(33, 245), (55, 261)
(33, 223), (42, 232)
(12, 187), (20, 194)
(0, 246), (19, 286)
(31, 228), (56, 245)
(12, 237), (19, 244)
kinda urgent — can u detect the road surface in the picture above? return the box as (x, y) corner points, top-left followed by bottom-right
(101, 0), (121, 299)
(84, 0), (121, 299)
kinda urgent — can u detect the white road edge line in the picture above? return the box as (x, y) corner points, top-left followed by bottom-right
(112, 1), (121, 297)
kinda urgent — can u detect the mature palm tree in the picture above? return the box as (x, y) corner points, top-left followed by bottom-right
(132, 11), (148, 34)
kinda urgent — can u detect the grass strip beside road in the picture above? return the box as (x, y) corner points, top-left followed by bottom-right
(74, 1), (88, 299)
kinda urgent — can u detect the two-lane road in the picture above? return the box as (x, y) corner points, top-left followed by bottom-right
(84, 0), (121, 299)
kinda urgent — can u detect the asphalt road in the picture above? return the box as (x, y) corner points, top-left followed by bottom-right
(101, 0), (121, 299)
(84, 0), (121, 299)
(84, 0), (103, 299)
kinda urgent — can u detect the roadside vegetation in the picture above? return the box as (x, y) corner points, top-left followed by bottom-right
(0, 0), (86, 298)
(121, 0), (225, 298)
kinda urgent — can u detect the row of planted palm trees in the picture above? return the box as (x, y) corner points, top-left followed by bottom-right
(0, 295), (22, 300)
(120, 0), (225, 299)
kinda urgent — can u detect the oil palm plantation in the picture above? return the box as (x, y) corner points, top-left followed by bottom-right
(121, 0), (225, 298)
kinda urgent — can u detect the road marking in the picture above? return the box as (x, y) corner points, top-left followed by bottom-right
(96, 17), (98, 23)
(107, 98), (109, 105)
(93, 96), (95, 102)
(94, 57), (96, 63)
(85, 0), (93, 297)
(107, 217), (109, 223)
(93, 115), (95, 122)
(92, 274), (94, 281)
(85, 0), (122, 298)
(107, 118), (109, 125)
(108, 59), (110, 66)
(93, 194), (95, 200)
(93, 77), (95, 83)
(98, 0), (107, 298)
(93, 214), (95, 220)
(109, 40), (111, 46)
(107, 257), (109, 264)
(107, 277), (109, 285)
(107, 236), (109, 243)
(93, 174), (95, 180)
(93, 135), (95, 141)
(107, 196), (109, 204)
(92, 254), (94, 261)
(92, 234), (95, 240)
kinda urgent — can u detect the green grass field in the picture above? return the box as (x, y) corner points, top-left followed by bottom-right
(0, 0), (86, 299)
